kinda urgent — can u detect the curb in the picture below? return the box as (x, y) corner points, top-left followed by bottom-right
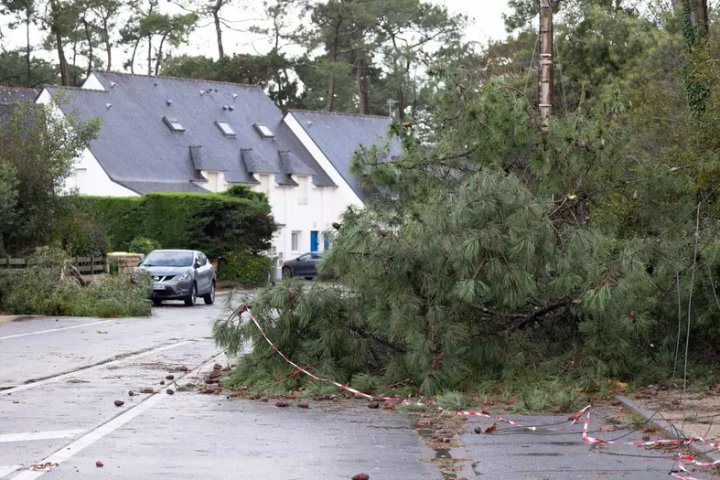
(615, 394), (720, 462)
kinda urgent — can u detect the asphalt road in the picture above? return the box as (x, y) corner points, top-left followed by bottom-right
(0, 298), (433, 480)
(0, 298), (713, 480)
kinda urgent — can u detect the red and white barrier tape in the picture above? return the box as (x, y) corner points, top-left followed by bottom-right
(243, 306), (719, 479)
(245, 308), (398, 401)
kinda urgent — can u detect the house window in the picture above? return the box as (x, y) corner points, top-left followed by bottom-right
(291, 231), (301, 252)
(215, 121), (236, 137)
(253, 123), (274, 139)
(163, 116), (185, 132)
(258, 173), (271, 196)
(297, 175), (309, 205)
(69, 168), (87, 190)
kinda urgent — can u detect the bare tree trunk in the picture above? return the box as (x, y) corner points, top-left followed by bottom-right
(356, 56), (369, 115)
(147, 35), (152, 75)
(49, 0), (70, 86)
(129, 39), (139, 74)
(154, 33), (168, 75)
(538, 0), (554, 132)
(212, 0), (224, 59)
(326, 23), (342, 112)
(83, 17), (93, 78)
(101, 17), (112, 71)
(25, 11), (31, 87)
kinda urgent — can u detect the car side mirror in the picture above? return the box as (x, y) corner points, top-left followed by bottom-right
(194, 260), (201, 268)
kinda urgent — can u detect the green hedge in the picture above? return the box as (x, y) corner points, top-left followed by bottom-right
(218, 250), (273, 287)
(78, 188), (274, 259)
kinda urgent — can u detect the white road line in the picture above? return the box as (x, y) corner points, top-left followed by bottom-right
(2, 340), (195, 394)
(12, 394), (168, 480)
(0, 320), (115, 341)
(11, 355), (220, 480)
(0, 430), (84, 443)
(0, 465), (23, 477)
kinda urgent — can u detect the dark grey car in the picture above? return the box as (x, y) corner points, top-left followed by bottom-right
(136, 249), (216, 306)
(282, 252), (323, 280)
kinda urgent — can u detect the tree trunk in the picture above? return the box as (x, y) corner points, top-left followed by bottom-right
(538, 0), (554, 132)
(102, 17), (112, 71)
(25, 11), (31, 87)
(83, 17), (93, 78)
(154, 32), (168, 75)
(326, 21), (342, 112)
(49, 0), (70, 86)
(147, 35), (152, 75)
(356, 56), (369, 115)
(212, 0), (224, 59)
(129, 39), (139, 74)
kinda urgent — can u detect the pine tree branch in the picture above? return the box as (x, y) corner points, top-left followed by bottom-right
(503, 297), (573, 333)
(349, 324), (407, 354)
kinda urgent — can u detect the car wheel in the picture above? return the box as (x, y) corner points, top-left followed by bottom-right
(152, 298), (162, 306)
(282, 267), (293, 279)
(184, 283), (197, 306)
(203, 281), (215, 305)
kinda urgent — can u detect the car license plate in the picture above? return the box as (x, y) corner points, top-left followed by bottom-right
(154, 283), (166, 290)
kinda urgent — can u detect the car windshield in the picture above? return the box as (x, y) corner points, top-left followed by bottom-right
(143, 251), (193, 267)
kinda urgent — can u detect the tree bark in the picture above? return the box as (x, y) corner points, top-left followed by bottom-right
(101, 17), (112, 71)
(325, 21), (342, 112)
(49, 0), (70, 86)
(212, 0), (224, 59)
(538, 0), (554, 132)
(356, 56), (369, 115)
(83, 17), (93, 79)
(25, 10), (31, 87)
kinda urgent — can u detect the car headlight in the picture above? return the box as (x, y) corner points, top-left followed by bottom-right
(176, 271), (191, 281)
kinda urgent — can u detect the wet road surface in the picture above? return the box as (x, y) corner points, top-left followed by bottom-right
(0, 299), (433, 479)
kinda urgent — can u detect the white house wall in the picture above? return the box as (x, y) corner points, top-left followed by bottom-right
(37, 89), (137, 197)
(283, 112), (365, 209)
(249, 176), (348, 268)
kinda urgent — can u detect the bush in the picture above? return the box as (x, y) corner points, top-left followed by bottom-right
(218, 250), (273, 287)
(0, 247), (151, 317)
(128, 236), (162, 255)
(77, 191), (274, 258)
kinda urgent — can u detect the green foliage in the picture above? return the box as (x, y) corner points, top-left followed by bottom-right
(217, 251), (273, 287)
(128, 236), (162, 255)
(77, 190), (274, 258)
(0, 100), (98, 255)
(0, 247), (151, 317)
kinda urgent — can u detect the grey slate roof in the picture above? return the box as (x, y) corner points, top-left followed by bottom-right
(0, 86), (39, 104)
(0, 87), (39, 125)
(48, 72), (334, 195)
(288, 110), (401, 201)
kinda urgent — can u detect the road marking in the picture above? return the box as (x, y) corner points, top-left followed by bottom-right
(12, 394), (168, 480)
(0, 430), (84, 443)
(0, 465), (23, 477)
(2, 340), (196, 394)
(0, 320), (115, 341)
(11, 354), (221, 480)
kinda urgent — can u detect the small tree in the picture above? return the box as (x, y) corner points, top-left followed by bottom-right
(0, 99), (98, 254)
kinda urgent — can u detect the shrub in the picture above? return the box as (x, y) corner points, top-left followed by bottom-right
(77, 192), (274, 258)
(128, 236), (162, 255)
(218, 250), (273, 287)
(0, 247), (151, 317)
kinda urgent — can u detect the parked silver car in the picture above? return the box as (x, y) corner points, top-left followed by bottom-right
(136, 249), (216, 306)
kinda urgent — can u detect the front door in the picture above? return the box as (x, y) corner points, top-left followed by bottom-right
(310, 231), (319, 252)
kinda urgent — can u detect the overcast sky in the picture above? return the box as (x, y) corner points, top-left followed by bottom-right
(1, 0), (513, 64)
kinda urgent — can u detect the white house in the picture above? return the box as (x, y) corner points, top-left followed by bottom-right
(37, 72), (399, 266)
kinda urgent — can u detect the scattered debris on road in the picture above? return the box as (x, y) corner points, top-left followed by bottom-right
(95, 461), (104, 468)
(113, 400), (124, 407)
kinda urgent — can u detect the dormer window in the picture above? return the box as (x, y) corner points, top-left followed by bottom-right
(215, 121), (236, 137)
(163, 116), (185, 132)
(253, 123), (274, 139)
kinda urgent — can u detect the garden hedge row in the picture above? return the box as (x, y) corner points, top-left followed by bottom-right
(78, 187), (275, 259)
